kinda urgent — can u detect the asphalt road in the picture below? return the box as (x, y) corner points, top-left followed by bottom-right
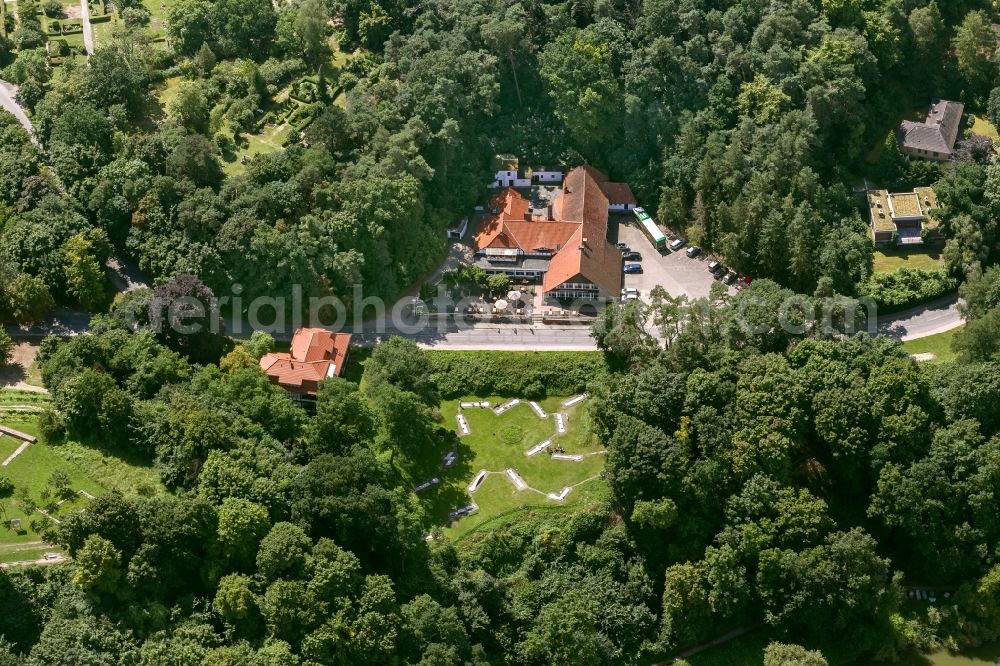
(80, 0), (94, 55)
(0, 80), (37, 143)
(877, 293), (963, 341)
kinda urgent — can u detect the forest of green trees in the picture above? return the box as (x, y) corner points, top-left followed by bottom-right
(0, 286), (999, 663)
(5, 0), (1000, 662)
(3, 0), (1000, 323)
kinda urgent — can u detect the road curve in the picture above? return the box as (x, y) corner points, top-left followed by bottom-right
(876, 293), (963, 342)
(0, 79), (38, 144)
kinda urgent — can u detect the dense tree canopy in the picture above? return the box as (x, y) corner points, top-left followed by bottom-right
(4, 0), (1000, 662)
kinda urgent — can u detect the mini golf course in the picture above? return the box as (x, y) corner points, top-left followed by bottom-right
(417, 394), (607, 539)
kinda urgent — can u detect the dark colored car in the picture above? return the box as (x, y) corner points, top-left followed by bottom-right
(616, 242), (630, 251)
(686, 246), (701, 258)
(623, 263), (643, 274)
(623, 251), (643, 261)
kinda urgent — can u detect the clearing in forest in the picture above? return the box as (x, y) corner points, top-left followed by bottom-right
(414, 395), (607, 540)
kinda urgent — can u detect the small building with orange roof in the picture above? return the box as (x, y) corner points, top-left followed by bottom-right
(259, 328), (351, 401)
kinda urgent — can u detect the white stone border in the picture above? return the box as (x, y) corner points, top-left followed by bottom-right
(547, 487), (572, 501)
(552, 453), (583, 461)
(504, 468), (528, 491)
(1, 442), (30, 467)
(563, 394), (587, 408)
(468, 469), (488, 493)
(414, 478), (440, 493)
(494, 399), (521, 415)
(529, 401), (548, 418)
(554, 413), (566, 433)
(456, 413), (470, 435)
(525, 440), (550, 457)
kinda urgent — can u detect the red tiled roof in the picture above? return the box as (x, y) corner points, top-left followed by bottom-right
(473, 166), (624, 300)
(474, 189), (579, 252)
(600, 182), (636, 206)
(259, 328), (351, 395)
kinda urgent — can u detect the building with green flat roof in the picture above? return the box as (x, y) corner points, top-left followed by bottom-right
(867, 187), (940, 245)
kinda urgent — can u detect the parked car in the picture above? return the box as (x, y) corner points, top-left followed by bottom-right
(623, 263), (643, 274)
(723, 270), (737, 285)
(616, 242), (630, 251)
(707, 260), (722, 274)
(686, 245), (701, 258)
(621, 287), (640, 301)
(623, 251), (643, 261)
(669, 238), (687, 251)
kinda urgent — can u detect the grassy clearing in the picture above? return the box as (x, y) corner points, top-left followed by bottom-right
(89, 12), (116, 46)
(222, 121), (293, 176)
(902, 326), (961, 363)
(873, 247), (943, 273)
(866, 107), (926, 164)
(156, 74), (183, 110)
(141, 0), (177, 39)
(414, 396), (606, 540)
(0, 542), (56, 564)
(0, 406), (164, 556)
(0, 389), (50, 407)
(969, 114), (1000, 142)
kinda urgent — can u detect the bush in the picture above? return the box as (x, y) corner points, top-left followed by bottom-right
(38, 407), (67, 442)
(524, 380), (545, 400)
(0, 475), (13, 497)
(859, 267), (958, 313)
(42, 0), (62, 17)
(214, 132), (235, 154)
(428, 351), (609, 399)
(258, 57), (305, 87)
(499, 425), (524, 445)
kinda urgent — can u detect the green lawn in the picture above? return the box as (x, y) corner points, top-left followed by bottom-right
(142, 0), (177, 39)
(156, 75), (183, 110)
(969, 114), (1000, 142)
(902, 326), (961, 363)
(222, 121), (293, 176)
(873, 247), (943, 273)
(416, 396), (606, 540)
(89, 13), (116, 47)
(0, 405), (165, 561)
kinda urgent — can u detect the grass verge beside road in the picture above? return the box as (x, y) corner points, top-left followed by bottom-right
(902, 326), (960, 363)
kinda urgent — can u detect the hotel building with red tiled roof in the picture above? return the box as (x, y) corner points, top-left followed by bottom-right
(473, 166), (628, 302)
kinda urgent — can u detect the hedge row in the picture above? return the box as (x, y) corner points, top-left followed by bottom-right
(859, 267), (958, 313)
(427, 351), (609, 399)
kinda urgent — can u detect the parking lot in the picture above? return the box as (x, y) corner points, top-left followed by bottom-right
(614, 221), (734, 301)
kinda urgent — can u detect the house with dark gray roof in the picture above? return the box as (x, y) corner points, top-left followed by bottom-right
(898, 100), (965, 161)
